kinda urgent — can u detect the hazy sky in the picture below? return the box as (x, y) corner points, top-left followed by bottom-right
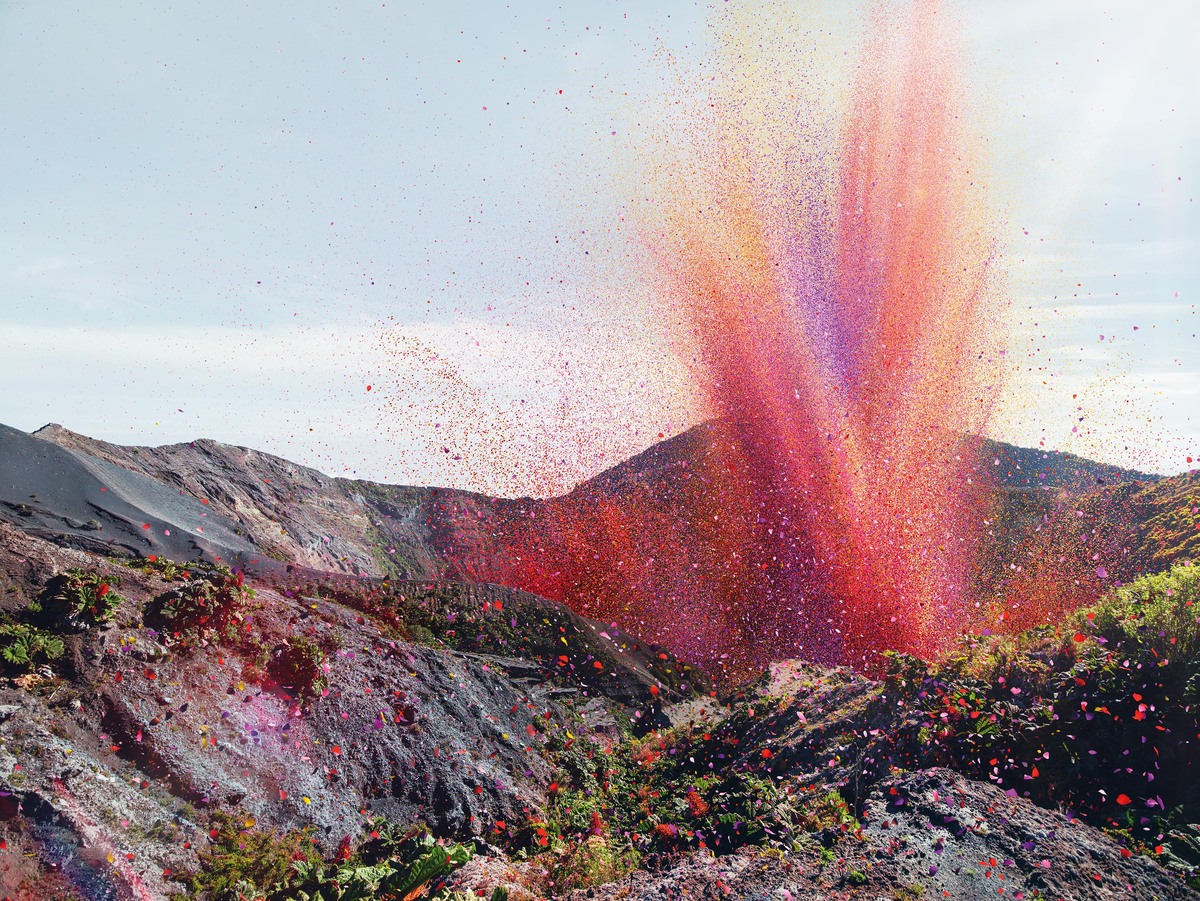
(2, 0), (1196, 493)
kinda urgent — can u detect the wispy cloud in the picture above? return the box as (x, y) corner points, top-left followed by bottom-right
(2, 255), (94, 280)
(5, 257), (93, 279)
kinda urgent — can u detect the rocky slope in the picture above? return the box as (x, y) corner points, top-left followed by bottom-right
(2, 422), (1199, 899)
(556, 767), (1186, 901)
(1, 514), (1199, 898)
(0, 520), (700, 900)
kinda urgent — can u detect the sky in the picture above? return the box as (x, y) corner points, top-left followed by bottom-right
(1, 0), (1196, 494)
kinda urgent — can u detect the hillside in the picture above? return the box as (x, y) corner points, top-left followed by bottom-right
(6, 421), (1195, 677)
(2, 421), (1200, 898)
(1, 519), (1198, 898)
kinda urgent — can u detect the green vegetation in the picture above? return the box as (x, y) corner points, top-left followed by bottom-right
(148, 562), (253, 647)
(47, 568), (124, 627)
(488, 564), (1200, 888)
(179, 814), (475, 901)
(0, 570), (115, 675)
(0, 623), (65, 671)
(125, 554), (194, 581)
(796, 790), (859, 834)
(179, 810), (322, 900)
(504, 715), (853, 892)
(547, 835), (639, 893)
(879, 563), (1200, 883)
(282, 578), (706, 698)
(268, 634), (337, 699)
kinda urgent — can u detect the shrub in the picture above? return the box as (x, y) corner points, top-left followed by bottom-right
(882, 563), (1200, 878)
(797, 790), (858, 834)
(548, 835), (639, 892)
(48, 569), (124, 628)
(268, 635), (333, 699)
(150, 564), (252, 647)
(126, 554), (191, 581)
(180, 815), (475, 901)
(533, 724), (801, 861)
(1070, 564), (1200, 663)
(182, 810), (322, 900)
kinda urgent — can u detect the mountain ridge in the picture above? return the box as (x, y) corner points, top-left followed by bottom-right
(4, 419), (1196, 676)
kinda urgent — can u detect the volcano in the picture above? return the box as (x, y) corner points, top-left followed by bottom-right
(3, 421), (1192, 679)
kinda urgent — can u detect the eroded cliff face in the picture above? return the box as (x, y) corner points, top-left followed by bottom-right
(25, 423), (413, 578)
(0, 518), (703, 897)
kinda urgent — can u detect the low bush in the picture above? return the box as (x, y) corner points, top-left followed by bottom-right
(880, 564), (1200, 883)
(181, 814), (475, 901)
(149, 564), (253, 647)
(47, 568), (124, 628)
(126, 554), (193, 581)
(268, 634), (338, 700)
(182, 810), (321, 900)
(547, 835), (639, 893)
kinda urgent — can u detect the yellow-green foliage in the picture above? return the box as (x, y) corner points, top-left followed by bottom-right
(796, 790), (858, 834)
(1071, 564), (1200, 662)
(445, 891), (510, 901)
(930, 566), (1200, 687)
(186, 811), (321, 900)
(939, 623), (1059, 686)
(127, 555), (191, 581)
(548, 835), (640, 892)
(876, 563), (1200, 881)
(1130, 473), (1200, 570)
